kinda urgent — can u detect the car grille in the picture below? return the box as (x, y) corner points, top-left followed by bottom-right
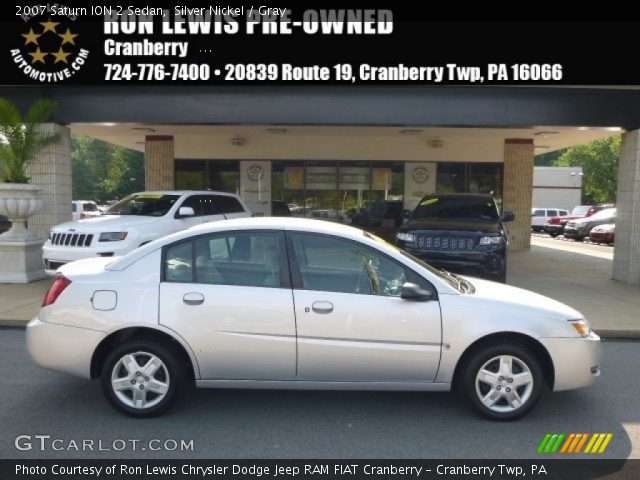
(51, 233), (94, 247)
(416, 235), (476, 250)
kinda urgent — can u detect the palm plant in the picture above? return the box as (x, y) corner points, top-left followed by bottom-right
(0, 98), (59, 183)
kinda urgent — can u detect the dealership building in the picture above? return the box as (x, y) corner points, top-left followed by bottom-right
(2, 86), (640, 285)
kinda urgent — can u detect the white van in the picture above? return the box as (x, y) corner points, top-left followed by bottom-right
(531, 207), (569, 231)
(44, 191), (251, 274)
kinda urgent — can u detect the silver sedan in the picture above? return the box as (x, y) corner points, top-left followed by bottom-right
(27, 218), (601, 420)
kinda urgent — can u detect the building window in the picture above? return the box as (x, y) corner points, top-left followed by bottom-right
(175, 160), (239, 193)
(437, 162), (503, 205)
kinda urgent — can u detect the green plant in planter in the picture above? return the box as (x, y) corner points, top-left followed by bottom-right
(0, 98), (59, 184)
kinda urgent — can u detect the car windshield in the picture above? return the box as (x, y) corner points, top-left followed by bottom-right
(105, 194), (180, 217)
(413, 196), (499, 221)
(572, 206), (590, 216)
(590, 208), (616, 220)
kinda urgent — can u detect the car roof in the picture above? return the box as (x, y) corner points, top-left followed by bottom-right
(420, 193), (493, 200)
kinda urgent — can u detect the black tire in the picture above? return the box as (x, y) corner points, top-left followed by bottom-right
(548, 232), (558, 238)
(460, 342), (545, 421)
(100, 340), (186, 417)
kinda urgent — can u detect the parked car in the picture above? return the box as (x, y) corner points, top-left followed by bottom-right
(564, 208), (616, 241)
(531, 208), (569, 232)
(43, 191), (251, 275)
(396, 194), (514, 282)
(272, 201), (292, 217)
(72, 200), (102, 221)
(0, 215), (11, 234)
(27, 217), (600, 420)
(311, 209), (351, 224)
(350, 200), (405, 242)
(544, 205), (612, 237)
(589, 223), (615, 244)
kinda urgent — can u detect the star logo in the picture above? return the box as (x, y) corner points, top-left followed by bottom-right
(28, 47), (48, 64)
(21, 28), (41, 46)
(58, 28), (78, 46)
(39, 17), (60, 34)
(51, 47), (71, 64)
(12, 8), (89, 83)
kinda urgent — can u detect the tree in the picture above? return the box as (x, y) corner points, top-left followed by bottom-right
(555, 136), (620, 204)
(534, 149), (565, 167)
(71, 134), (144, 202)
(0, 98), (59, 183)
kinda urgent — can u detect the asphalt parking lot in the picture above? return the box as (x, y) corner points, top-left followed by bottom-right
(0, 329), (637, 460)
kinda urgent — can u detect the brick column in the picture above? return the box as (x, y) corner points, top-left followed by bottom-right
(613, 130), (640, 285)
(28, 123), (72, 241)
(145, 136), (175, 190)
(503, 139), (534, 251)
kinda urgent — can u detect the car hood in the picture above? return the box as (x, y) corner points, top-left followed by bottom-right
(463, 276), (583, 320)
(399, 218), (500, 233)
(51, 215), (161, 232)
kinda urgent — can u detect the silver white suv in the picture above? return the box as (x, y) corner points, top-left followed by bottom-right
(43, 191), (251, 274)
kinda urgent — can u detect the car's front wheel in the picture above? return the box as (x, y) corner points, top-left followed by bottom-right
(461, 343), (544, 421)
(100, 340), (184, 417)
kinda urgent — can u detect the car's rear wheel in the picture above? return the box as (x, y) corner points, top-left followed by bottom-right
(100, 340), (184, 417)
(461, 343), (544, 421)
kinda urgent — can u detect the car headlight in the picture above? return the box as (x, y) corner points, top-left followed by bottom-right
(99, 232), (128, 242)
(569, 319), (592, 338)
(479, 236), (503, 245)
(396, 232), (416, 243)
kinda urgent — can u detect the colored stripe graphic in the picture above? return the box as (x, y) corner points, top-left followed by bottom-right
(539, 433), (613, 454)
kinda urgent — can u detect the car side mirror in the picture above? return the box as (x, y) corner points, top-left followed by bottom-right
(502, 211), (515, 222)
(176, 207), (195, 219)
(403, 209), (412, 219)
(400, 282), (433, 301)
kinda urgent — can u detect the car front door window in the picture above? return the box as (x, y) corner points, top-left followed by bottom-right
(291, 234), (408, 297)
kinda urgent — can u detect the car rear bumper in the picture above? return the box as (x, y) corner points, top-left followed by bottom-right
(540, 332), (601, 391)
(26, 317), (105, 380)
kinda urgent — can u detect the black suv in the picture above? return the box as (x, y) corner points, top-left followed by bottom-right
(396, 194), (514, 282)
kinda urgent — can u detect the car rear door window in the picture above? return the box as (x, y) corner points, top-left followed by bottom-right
(547, 210), (557, 217)
(290, 233), (408, 297)
(192, 232), (282, 287)
(164, 241), (193, 283)
(214, 195), (245, 214)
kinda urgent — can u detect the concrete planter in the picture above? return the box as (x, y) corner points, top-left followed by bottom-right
(0, 183), (43, 241)
(0, 183), (46, 283)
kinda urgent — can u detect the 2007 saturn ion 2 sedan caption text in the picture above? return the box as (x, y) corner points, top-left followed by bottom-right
(27, 218), (601, 420)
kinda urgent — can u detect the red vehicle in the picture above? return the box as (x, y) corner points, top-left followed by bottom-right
(544, 205), (611, 237)
(589, 223), (615, 244)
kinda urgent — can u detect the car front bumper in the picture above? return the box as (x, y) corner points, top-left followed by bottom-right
(589, 232), (614, 243)
(543, 224), (565, 235)
(563, 226), (588, 238)
(403, 247), (506, 278)
(42, 243), (132, 275)
(540, 332), (601, 391)
(26, 317), (106, 380)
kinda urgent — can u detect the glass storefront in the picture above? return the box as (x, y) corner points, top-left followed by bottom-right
(175, 160), (239, 193)
(175, 159), (503, 217)
(272, 161), (404, 223)
(436, 162), (503, 206)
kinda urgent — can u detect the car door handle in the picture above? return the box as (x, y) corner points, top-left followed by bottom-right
(183, 292), (205, 306)
(311, 301), (333, 314)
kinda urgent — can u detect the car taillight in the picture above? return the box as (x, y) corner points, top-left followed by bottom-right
(42, 275), (72, 307)
(81, 213), (86, 219)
